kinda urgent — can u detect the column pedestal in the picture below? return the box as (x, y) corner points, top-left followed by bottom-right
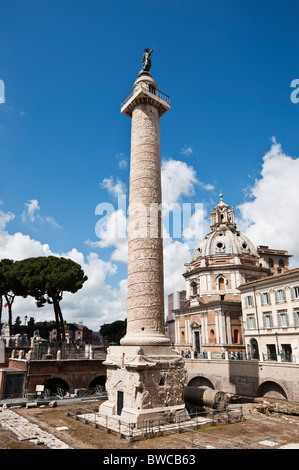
(99, 345), (187, 427)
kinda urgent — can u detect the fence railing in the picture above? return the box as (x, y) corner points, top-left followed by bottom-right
(185, 351), (297, 363)
(31, 342), (106, 361)
(121, 82), (170, 108)
(66, 402), (250, 448)
(0, 385), (107, 405)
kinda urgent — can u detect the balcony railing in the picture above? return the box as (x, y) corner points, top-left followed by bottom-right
(121, 82), (170, 108)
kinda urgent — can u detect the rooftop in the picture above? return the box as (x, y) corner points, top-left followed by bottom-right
(238, 267), (299, 289)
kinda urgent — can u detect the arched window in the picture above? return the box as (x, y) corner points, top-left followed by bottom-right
(233, 329), (239, 344)
(218, 276), (226, 290)
(279, 259), (284, 267)
(250, 338), (259, 359)
(268, 258), (274, 268)
(209, 329), (216, 344)
(191, 282), (197, 296)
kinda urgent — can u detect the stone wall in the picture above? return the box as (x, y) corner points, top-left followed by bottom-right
(7, 358), (106, 394)
(184, 358), (299, 401)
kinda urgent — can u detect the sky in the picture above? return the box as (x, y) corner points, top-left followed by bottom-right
(0, 0), (299, 331)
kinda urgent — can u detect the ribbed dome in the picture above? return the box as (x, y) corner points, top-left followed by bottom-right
(191, 228), (258, 262)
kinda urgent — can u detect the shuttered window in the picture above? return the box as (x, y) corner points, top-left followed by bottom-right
(291, 286), (299, 300)
(260, 292), (270, 305)
(246, 316), (256, 329)
(277, 312), (288, 327)
(245, 295), (253, 307)
(293, 311), (299, 326)
(263, 314), (273, 329)
(275, 289), (286, 302)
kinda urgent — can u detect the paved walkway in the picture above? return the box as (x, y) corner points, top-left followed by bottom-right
(0, 407), (72, 449)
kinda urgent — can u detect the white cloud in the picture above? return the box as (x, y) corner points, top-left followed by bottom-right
(85, 208), (128, 263)
(163, 236), (190, 297)
(161, 159), (198, 205)
(182, 203), (209, 248)
(0, 207), (127, 331)
(201, 183), (214, 191)
(0, 208), (52, 259)
(59, 250), (127, 328)
(21, 199), (40, 223)
(0, 231), (52, 260)
(180, 145), (193, 156)
(0, 209), (15, 231)
(237, 138), (299, 267)
(100, 176), (126, 198)
(117, 153), (128, 169)
(0, 156), (213, 331)
(21, 199), (61, 228)
(161, 158), (214, 205)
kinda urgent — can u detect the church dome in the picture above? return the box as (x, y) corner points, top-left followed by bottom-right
(191, 193), (258, 262)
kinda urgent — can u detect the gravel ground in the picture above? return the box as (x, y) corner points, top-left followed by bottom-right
(1, 400), (299, 450)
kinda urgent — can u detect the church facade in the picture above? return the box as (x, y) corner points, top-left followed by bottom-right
(171, 193), (281, 357)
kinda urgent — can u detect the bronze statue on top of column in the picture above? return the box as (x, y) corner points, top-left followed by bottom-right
(141, 47), (154, 72)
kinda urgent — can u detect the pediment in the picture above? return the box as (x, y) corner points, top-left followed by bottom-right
(190, 321), (201, 328)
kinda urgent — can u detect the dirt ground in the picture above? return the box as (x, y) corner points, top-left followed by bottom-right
(1, 400), (299, 450)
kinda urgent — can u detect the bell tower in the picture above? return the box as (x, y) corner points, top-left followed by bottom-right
(210, 191), (236, 232)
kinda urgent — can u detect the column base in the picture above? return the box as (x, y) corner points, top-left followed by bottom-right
(99, 402), (188, 429)
(120, 333), (171, 346)
(100, 345), (188, 428)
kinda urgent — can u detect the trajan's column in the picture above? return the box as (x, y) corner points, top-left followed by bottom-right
(99, 49), (187, 426)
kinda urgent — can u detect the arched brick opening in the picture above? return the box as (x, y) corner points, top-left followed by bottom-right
(88, 376), (106, 390)
(187, 376), (215, 389)
(44, 377), (69, 395)
(257, 381), (287, 400)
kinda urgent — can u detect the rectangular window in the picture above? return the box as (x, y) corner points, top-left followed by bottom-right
(266, 344), (277, 361)
(260, 292), (270, 305)
(263, 314), (273, 329)
(245, 295), (253, 307)
(291, 286), (299, 300)
(246, 316), (256, 329)
(275, 289), (286, 302)
(293, 311), (299, 326)
(277, 312), (289, 327)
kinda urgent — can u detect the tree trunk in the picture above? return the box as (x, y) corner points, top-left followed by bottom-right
(52, 294), (65, 342)
(0, 296), (2, 330)
(51, 295), (61, 342)
(5, 294), (14, 337)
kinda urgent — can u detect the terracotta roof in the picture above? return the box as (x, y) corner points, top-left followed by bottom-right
(238, 267), (299, 288)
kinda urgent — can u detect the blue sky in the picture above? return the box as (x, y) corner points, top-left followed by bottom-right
(0, 0), (299, 330)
